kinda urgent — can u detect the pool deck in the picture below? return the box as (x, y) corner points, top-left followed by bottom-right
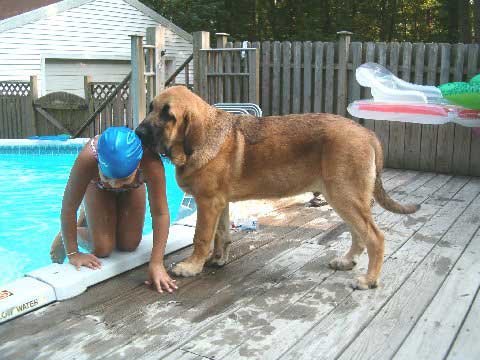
(1, 169), (480, 360)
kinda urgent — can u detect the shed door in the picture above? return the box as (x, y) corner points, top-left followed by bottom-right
(44, 59), (131, 97)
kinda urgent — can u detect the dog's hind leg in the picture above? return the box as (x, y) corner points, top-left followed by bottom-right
(206, 204), (232, 267)
(329, 227), (365, 270)
(324, 186), (384, 290)
(172, 196), (226, 277)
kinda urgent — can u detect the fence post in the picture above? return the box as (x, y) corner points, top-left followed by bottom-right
(337, 31), (353, 116)
(215, 32), (229, 102)
(130, 34), (146, 129)
(146, 26), (166, 98)
(216, 32), (229, 48)
(28, 75), (38, 136)
(193, 31), (210, 100)
(248, 48), (260, 104)
(83, 76), (95, 136)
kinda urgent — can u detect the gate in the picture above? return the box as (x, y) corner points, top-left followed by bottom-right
(194, 32), (259, 105)
(34, 92), (89, 137)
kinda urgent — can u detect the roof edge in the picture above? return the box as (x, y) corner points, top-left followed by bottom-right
(0, 0), (192, 43)
(0, 0), (94, 32)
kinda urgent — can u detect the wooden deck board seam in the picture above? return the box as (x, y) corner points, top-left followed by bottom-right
(276, 178), (480, 359)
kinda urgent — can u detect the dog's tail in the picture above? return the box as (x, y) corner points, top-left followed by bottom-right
(371, 136), (420, 214)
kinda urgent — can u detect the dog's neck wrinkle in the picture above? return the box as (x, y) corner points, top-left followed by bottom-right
(184, 109), (233, 173)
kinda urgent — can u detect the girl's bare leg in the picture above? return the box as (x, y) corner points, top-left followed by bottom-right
(116, 185), (146, 251)
(83, 183), (117, 257)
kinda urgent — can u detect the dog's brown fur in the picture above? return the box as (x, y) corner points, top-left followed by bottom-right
(136, 86), (419, 289)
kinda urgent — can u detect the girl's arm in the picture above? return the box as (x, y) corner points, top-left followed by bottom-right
(141, 148), (177, 293)
(61, 144), (99, 268)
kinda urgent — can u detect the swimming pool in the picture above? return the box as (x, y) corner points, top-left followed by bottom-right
(0, 141), (184, 287)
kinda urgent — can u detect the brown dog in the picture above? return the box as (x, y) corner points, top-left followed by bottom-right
(135, 86), (419, 289)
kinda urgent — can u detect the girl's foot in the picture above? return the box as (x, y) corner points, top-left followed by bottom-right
(50, 232), (66, 263)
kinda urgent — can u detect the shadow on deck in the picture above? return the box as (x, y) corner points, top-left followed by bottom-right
(1, 169), (480, 360)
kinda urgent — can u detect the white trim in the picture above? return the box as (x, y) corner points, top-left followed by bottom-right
(42, 53), (131, 61)
(0, 0), (192, 43)
(0, 0), (95, 31)
(40, 56), (46, 95)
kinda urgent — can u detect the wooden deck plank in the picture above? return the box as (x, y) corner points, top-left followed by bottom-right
(339, 186), (480, 359)
(220, 176), (467, 359)
(279, 178), (480, 360)
(381, 168), (403, 181)
(164, 349), (211, 360)
(393, 222), (480, 359)
(447, 287), (480, 360)
(177, 240), (350, 359)
(116, 244), (332, 359)
(178, 175), (454, 359)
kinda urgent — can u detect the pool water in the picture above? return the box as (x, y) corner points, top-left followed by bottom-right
(0, 153), (184, 286)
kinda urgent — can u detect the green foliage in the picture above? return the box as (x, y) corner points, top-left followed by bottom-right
(140, 0), (477, 42)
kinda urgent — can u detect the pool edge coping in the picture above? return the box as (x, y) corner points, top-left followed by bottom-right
(0, 223), (195, 324)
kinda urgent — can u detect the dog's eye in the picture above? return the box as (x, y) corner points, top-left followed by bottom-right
(159, 104), (175, 123)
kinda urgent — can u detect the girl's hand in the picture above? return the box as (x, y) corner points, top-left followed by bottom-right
(68, 252), (102, 270)
(145, 262), (178, 293)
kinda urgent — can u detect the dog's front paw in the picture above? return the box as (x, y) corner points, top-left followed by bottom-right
(205, 251), (228, 268)
(171, 261), (203, 277)
(329, 256), (356, 271)
(352, 275), (379, 290)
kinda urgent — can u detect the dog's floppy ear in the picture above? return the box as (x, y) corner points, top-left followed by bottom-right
(183, 110), (205, 156)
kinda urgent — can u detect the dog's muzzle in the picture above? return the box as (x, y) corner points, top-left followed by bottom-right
(135, 122), (168, 156)
(135, 123), (153, 146)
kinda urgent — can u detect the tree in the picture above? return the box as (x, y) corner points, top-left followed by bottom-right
(139, 0), (476, 43)
(475, 0), (480, 42)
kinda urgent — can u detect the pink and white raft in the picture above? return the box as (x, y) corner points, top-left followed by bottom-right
(347, 63), (480, 127)
(348, 100), (480, 127)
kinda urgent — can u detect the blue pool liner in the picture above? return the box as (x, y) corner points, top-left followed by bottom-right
(28, 134), (71, 141)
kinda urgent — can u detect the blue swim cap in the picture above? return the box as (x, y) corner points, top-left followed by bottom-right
(97, 127), (143, 179)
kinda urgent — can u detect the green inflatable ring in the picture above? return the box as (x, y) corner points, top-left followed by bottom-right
(470, 74), (480, 86)
(439, 75), (480, 110)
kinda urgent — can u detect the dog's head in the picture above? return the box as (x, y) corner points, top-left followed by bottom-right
(135, 86), (206, 163)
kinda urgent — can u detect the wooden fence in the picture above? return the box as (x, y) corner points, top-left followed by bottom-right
(1, 31), (479, 176)
(0, 79), (37, 138)
(200, 33), (479, 176)
(198, 48), (259, 104)
(85, 77), (132, 136)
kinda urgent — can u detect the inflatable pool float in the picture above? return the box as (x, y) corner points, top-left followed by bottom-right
(438, 78), (480, 110)
(348, 63), (480, 127)
(348, 100), (480, 127)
